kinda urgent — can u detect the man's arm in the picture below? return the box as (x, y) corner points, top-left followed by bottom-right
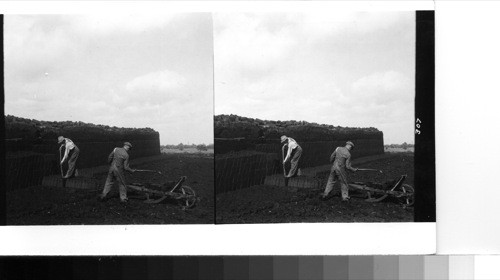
(283, 144), (293, 163)
(61, 144), (70, 163)
(123, 154), (135, 173)
(345, 154), (358, 172)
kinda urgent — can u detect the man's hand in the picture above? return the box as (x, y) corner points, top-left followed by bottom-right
(355, 168), (359, 172)
(60, 160), (64, 165)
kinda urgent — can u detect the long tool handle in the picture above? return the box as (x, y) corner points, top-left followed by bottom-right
(135, 169), (162, 175)
(281, 145), (287, 177)
(357, 168), (383, 173)
(281, 145), (290, 186)
(59, 145), (64, 178)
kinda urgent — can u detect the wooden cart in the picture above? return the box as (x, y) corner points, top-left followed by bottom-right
(349, 175), (415, 206)
(127, 176), (198, 209)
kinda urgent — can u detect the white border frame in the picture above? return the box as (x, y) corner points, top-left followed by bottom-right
(1, 1), (436, 256)
(0, 223), (435, 255)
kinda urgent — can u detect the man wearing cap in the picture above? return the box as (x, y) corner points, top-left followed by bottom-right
(321, 141), (358, 202)
(100, 142), (137, 203)
(281, 135), (303, 178)
(58, 136), (80, 179)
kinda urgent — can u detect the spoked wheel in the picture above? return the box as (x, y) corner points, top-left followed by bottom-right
(396, 184), (415, 206)
(177, 185), (197, 209)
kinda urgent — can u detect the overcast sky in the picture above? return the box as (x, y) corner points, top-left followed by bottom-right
(214, 12), (415, 145)
(4, 14), (214, 145)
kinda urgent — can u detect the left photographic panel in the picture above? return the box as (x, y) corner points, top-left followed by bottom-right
(3, 14), (214, 225)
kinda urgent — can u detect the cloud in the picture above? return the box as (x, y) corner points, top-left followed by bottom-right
(4, 16), (78, 79)
(214, 14), (297, 75)
(126, 70), (187, 92)
(4, 14), (182, 79)
(215, 66), (343, 123)
(351, 71), (413, 104)
(298, 12), (411, 39)
(70, 14), (179, 35)
(123, 70), (189, 106)
(214, 12), (412, 76)
(214, 12), (414, 84)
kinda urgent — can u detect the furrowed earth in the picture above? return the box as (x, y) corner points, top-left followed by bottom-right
(6, 153), (214, 225)
(216, 153), (414, 223)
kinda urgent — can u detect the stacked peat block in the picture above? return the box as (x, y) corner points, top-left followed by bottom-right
(5, 152), (47, 191)
(263, 175), (323, 189)
(215, 151), (279, 194)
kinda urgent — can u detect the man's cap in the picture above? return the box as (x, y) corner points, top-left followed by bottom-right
(346, 141), (354, 148)
(280, 135), (287, 143)
(124, 142), (133, 148)
(57, 136), (64, 144)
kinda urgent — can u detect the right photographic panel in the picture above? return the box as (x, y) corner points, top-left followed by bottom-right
(214, 11), (434, 224)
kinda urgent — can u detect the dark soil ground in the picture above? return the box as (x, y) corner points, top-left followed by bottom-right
(216, 153), (414, 223)
(7, 154), (214, 225)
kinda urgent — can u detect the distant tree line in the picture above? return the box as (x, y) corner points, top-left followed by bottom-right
(161, 143), (214, 151)
(385, 142), (414, 150)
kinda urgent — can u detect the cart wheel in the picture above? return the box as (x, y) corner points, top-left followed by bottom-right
(396, 184), (415, 206)
(180, 185), (197, 209)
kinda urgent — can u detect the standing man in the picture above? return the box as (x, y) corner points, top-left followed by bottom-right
(281, 135), (303, 178)
(321, 141), (358, 202)
(58, 136), (80, 179)
(100, 142), (137, 203)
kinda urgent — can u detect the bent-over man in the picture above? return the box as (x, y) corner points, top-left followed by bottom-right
(100, 142), (136, 203)
(321, 141), (358, 201)
(281, 135), (302, 178)
(58, 136), (80, 179)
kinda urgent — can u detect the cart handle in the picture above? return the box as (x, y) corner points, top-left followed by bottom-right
(169, 176), (187, 192)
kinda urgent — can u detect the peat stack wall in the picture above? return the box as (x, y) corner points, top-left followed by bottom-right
(214, 114), (384, 193)
(5, 116), (161, 190)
